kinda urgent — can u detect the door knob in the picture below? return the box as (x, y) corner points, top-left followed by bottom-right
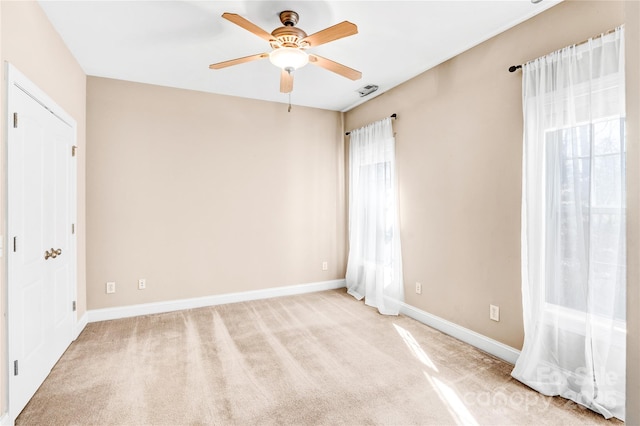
(44, 248), (62, 260)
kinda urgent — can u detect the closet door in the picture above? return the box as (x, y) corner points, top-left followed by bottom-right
(8, 66), (77, 421)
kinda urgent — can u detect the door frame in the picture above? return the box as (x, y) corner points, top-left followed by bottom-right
(5, 62), (78, 422)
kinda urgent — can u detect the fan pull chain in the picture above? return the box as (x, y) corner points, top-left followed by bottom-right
(288, 92), (292, 112)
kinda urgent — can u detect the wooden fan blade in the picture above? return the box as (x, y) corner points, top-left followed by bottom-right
(302, 21), (357, 47)
(209, 53), (269, 69)
(280, 70), (294, 93)
(222, 13), (274, 42)
(308, 54), (361, 80)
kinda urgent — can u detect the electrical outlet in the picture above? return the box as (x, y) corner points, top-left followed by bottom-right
(490, 304), (500, 322)
(138, 278), (146, 290)
(106, 282), (116, 294)
(415, 282), (422, 294)
(322, 261), (328, 271)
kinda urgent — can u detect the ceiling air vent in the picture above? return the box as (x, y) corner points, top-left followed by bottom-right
(357, 84), (379, 97)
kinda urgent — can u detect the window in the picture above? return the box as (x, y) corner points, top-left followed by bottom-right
(544, 118), (626, 321)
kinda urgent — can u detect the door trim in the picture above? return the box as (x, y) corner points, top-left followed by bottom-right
(5, 62), (78, 422)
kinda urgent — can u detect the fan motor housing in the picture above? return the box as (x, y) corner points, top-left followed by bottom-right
(271, 11), (308, 48)
(271, 26), (308, 48)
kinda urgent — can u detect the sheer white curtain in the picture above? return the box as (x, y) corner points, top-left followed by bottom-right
(512, 27), (626, 420)
(345, 117), (403, 315)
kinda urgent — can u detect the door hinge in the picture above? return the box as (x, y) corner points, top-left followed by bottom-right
(72, 223), (75, 234)
(72, 145), (77, 157)
(14, 360), (18, 376)
(13, 112), (18, 128)
(72, 301), (77, 312)
(13, 236), (17, 252)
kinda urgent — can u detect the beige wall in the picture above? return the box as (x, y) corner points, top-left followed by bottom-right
(344, 0), (624, 350)
(625, 0), (640, 423)
(0, 0), (87, 416)
(86, 77), (345, 309)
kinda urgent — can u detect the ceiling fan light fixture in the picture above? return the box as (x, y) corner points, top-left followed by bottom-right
(269, 47), (309, 71)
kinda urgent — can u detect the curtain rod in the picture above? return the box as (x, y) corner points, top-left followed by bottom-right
(508, 27), (620, 72)
(345, 113), (397, 136)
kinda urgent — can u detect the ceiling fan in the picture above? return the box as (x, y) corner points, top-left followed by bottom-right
(209, 11), (362, 94)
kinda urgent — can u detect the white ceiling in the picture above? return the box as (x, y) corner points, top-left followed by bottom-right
(38, 0), (561, 112)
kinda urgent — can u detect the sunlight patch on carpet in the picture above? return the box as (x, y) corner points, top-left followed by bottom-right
(426, 373), (479, 426)
(393, 323), (438, 372)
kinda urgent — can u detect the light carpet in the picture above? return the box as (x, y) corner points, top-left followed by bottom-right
(17, 289), (621, 425)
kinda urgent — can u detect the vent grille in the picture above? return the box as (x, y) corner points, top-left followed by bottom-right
(357, 84), (379, 97)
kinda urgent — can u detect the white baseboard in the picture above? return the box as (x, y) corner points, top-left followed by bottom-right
(399, 301), (521, 365)
(0, 412), (10, 426)
(75, 312), (88, 339)
(87, 279), (346, 323)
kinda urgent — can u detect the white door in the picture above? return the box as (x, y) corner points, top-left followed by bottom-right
(7, 65), (77, 420)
